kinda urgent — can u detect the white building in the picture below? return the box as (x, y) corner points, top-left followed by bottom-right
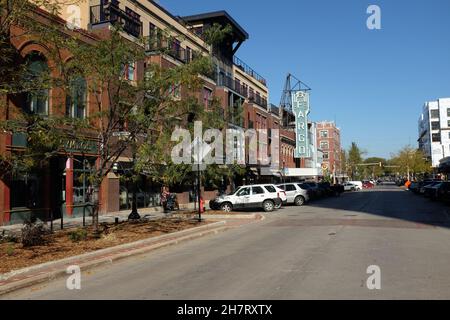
(418, 98), (450, 168)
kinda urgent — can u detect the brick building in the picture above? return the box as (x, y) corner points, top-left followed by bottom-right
(316, 121), (342, 179)
(0, 1), (282, 224)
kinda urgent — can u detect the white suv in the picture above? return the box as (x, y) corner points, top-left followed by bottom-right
(276, 183), (310, 206)
(209, 184), (282, 212)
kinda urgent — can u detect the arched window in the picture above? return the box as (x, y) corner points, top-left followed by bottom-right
(25, 53), (49, 115)
(66, 76), (87, 119)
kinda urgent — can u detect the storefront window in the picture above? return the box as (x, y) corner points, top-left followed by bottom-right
(10, 173), (41, 209)
(73, 157), (95, 204)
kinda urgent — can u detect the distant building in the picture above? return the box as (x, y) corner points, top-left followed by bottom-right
(418, 98), (450, 168)
(316, 121), (342, 178)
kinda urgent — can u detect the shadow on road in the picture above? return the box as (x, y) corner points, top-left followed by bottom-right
(294, 185), (450, 230)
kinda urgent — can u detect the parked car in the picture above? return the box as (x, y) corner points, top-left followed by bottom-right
(435, 182), (450, 202)
(297, 182), (315, 199)
(274, 186), (287, 209)
(423, 182), (442, 197)
(209, 184), (282, 212)
(408, 181), (419, 193)
(318, 182), (335, 197)
(330, 184), (345, 196)
(348, 181), (362, 190)
(303, 182), (324, 198)
(427, 181), (450, 201)
(276, 183), (309, 206)
(343, 182), (357, 191)
(362, 181), (374, 189)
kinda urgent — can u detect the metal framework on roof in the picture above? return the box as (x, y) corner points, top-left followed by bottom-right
(279, 73), (311, 114)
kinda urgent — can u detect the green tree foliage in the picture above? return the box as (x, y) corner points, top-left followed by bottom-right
(390, 146), (432, 179)
(1, 3), (230, 229)
(347, 142), (364, 180)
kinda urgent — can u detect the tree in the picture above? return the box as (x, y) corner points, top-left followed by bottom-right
(390, 145), (432, 180)
(347, 142), (364, 180)
(1, 3), (228, 230)
(362, 157), (386, 179)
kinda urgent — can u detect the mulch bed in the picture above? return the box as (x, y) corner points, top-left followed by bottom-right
(0, 218), (209, 274)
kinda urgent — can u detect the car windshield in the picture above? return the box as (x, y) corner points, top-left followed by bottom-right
(228, 187), (241, 195)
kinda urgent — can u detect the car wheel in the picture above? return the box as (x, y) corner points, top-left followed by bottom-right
(220, 202), (233, 212)
(263, 200), (275, 212)
(294, 195), (305, 206)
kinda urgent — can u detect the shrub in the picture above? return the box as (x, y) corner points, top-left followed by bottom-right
(21, 220), (49, 247)
(6, 244), (15, 256)
(0, 230), (18, 244)
(68, 229), (88, 242)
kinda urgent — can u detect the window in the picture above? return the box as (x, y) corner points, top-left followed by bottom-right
(430, 109), (439, 118)
(432, 133), (441, 142)
(169, 83), (181, 98)
(242, 83), (248, 97)
(447, 108), (450, 117)
(186, 46), (192, 63)
(122, 62), (136, 81)
(323, 152), (329, 160)
(285, 184), (296, 192)
(202, 87), (212, 109)
(252, 186), (265, 195)
(249, 88), (254, 100)
(431, 121), (440, 130)
(448, 120), (450, 128)
(10, 173), (41, 209)
(25, 54), (49, 115)
(320, 130), (328, 138)
(320, 141), (329, 150)
(237, 187), (250, 196)
(264, 185), (276, 193)
(66, 76), (87, 119)
(128, 62), (135, 81)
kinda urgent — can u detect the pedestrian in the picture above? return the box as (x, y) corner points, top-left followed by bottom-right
(161, 185), (170, 212)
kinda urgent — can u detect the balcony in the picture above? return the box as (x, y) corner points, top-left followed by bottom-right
(233, 56), (267, 86)
(90, 1), (142, 38)
(249, 94), (268, 109)
(146, 35), (188, 63)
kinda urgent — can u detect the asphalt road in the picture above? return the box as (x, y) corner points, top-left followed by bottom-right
(3, 184), (450, 299)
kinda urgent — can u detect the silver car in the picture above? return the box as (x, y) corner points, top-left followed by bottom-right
(276, 183), (310, 206)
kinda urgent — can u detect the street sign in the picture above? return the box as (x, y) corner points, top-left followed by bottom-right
(292, 91), (310, 158)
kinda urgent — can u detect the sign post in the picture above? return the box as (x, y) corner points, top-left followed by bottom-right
(192, 137), (211, 222)
(292, 91), (310, 158)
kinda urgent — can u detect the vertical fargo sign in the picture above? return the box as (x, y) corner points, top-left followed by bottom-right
(292, 91), (310, 158)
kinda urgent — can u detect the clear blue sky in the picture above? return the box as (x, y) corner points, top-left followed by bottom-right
(159, 0), (450, 159)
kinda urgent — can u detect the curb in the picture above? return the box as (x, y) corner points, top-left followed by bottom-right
(0, 221), (228, 296)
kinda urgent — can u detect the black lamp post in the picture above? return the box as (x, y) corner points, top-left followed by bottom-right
(128, 143), (141, 220)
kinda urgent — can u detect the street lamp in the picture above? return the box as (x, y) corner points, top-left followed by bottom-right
(128, 143), (141, 220)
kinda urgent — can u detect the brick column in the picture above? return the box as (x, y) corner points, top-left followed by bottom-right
(65, 157), (74, 216)
(1, 133), (12, 224)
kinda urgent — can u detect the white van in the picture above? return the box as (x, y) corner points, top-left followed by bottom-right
(347, 181), (362, 190)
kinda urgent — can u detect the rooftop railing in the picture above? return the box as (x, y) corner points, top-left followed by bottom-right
(233, 56), (267, 86)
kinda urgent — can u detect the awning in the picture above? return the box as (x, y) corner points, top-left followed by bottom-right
(283, 168), (323, 177)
